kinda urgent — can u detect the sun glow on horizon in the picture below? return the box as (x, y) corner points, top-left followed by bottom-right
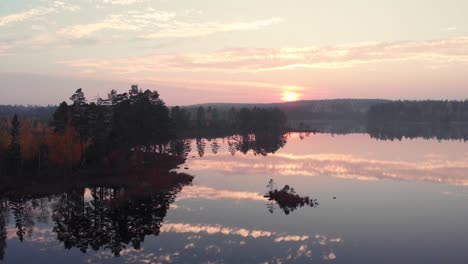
(281, 91), (301, 102)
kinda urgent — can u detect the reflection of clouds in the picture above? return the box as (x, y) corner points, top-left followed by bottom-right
(5, 220), (343, 263)
(274, 235), (309, 242)
(6, 226), (55, 243)
(61, 37), (468, 73)
(161, 222), (343, 246)
(187, 152), (468, 186)
(441, 190), (468, 197)
(177, 185), (265, 202)
(323, 252), (337, 260)
(161, 223), (273, 239)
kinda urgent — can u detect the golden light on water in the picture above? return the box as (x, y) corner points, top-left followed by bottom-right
(281, 91), (300, 102)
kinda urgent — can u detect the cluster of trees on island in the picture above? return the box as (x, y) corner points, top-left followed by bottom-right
(0, 85), (288, 177)
(265, 179), (319, 215)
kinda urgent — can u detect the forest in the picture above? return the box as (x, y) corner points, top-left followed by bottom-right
(367, 100), (468, 124)
(0, 85), (288, 177)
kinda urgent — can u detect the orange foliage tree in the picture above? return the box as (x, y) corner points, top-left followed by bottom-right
(47, 121), (83, 168)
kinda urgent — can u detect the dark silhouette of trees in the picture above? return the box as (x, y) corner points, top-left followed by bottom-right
(367, 100), (468, 141)
(196, 138), (206, 157)
(50, 171), (192, 256)
(225, 133), (287, 156)
(0, 84), (291, 175)
(264, 179), (318, 215)
(111, 86), (171, 153)
(210, 139), (220, 154)
(10, 197), (34, 242)
(168, 139), (191, 159)
(0, 152), (194, 258)
(51, 102), (70, 133)
(196, 106), (206, 129)
(69, 89), (89, 164)
(0, 198), (7, 260)
(4, 115), (22, 175)
(368, 100), (468, 124)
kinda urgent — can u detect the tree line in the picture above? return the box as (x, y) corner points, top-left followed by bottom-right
(367, 100), (468, 124)
(0, 85), (288, 176)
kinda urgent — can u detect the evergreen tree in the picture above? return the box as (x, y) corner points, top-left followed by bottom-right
(5, 114), (22, 174)
(69, 89), (89, 164)
(51, 102), (70, 133)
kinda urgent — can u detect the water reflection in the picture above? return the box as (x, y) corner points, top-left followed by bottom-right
(265, 179), (319, 215)
(0, 200), (7, 260)
(53, 184), (190, 256)
(194, 132), (287, 157)
(186, 133), (468, 186)
(367, 122), (468, 141)
(0, 128), (468, 263)
(301, 120), (468, 141)
(0, 154), (194, 259)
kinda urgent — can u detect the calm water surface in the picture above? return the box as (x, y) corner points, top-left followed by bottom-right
(1, 133), (468, 263)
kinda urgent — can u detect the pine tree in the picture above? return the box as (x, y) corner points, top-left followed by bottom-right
(6, 114), (22, 174)
(70, 89), (89, 164)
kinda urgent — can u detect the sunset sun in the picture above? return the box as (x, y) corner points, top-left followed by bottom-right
(281, 91), (300, 102)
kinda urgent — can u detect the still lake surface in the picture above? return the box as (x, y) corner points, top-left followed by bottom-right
(1, 132), (468, 263)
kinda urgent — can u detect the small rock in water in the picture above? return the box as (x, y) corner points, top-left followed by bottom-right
(333, 196), (336, 199)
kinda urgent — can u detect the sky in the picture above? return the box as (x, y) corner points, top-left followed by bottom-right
(0, 0), (467, 105)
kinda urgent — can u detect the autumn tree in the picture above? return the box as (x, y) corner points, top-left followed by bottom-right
(47, 121), (82, 169)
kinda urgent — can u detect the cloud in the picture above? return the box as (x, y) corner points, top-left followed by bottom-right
(57, 11), (281, 40)
(443, 26), (457, 31)
(0, 1), (80, 27)
(59, 37), (468, 74)
(58, 10), (176, 39)
(98, 0), (149, 5)
(0, 44), (12, 56)
(140, 17), (284, 39)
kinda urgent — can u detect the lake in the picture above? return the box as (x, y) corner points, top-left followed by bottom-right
(1, 132), (468, 263)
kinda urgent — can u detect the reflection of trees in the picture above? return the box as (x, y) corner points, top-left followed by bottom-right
(0, 197), (8, 260)
(227, 133), (287, 156)
(168, 139), (191, 159)
(367, 122), (468, 141)
(210, 139), (220, 154)
(10, 197), (35, 242)
(31, 198), (50, 224)
(0, 151), (194, 258)
(196, 138), (206, 157)
(52, 175), (192, 256)
(265, 180), (318, 215)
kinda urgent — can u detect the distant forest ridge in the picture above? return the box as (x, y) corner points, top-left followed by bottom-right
(186, 99), (389, 112)
(0, 105), (56, 118)
(1, 99), (468, 124)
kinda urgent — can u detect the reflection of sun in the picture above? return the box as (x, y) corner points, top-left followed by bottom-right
(281, 91), (300, 102)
